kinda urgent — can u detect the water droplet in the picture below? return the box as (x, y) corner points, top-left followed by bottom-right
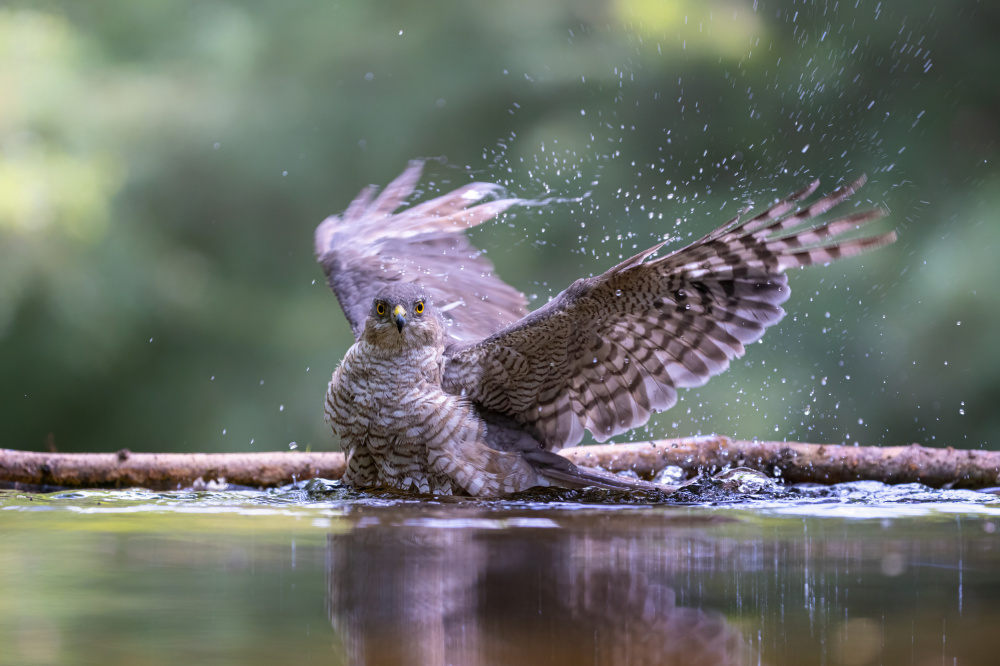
(288, 442), (298, 450)
(279, 405), (284, 412)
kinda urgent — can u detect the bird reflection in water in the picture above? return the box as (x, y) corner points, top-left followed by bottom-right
(326, 510), (753, 666)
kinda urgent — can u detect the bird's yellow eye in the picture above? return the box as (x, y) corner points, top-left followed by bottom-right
(376, 302), (386, 316)
(414, 301), (424, 315)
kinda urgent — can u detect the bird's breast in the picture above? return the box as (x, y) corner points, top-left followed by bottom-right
(327, 341), (447, 433)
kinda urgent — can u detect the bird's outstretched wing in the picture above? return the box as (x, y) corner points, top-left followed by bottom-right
(442, 176), (897, 449)
(315, 161), (529, 341)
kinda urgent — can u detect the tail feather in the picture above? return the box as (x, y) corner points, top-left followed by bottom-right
(524, 449), (680, 492)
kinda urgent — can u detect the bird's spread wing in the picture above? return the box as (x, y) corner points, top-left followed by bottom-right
(315, 161), (529, 341)
(442, 176), (897, 449)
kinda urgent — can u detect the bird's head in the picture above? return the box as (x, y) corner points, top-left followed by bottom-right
(363, 283), (442, 350)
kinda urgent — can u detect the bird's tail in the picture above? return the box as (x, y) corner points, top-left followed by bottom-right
(524, 449), (680, 492)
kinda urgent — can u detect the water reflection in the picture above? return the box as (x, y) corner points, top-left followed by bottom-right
(325, 504), (1000, 666)
(326, 509), (754, 665)
(2, 490), (998, 665)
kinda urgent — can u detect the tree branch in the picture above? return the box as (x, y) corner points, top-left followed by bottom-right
(1, 438), (998, 491)
(0, 448), (345, 491)
(559, 436), (1000, 489)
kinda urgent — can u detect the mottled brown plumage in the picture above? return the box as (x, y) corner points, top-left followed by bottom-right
(316, 161), (896, 496)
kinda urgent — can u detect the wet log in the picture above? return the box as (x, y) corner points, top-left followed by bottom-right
(0, 448), (346, 491)
(560, 436), (1000, 490)
(1, 438), (998, 490)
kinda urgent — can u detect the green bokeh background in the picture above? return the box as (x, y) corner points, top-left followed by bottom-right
(1, 0), (997, 454)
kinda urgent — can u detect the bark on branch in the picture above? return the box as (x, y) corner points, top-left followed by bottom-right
(1, 438), (998, 491)
(559, 436), (1000, 489)
(0, 449), (345, 491)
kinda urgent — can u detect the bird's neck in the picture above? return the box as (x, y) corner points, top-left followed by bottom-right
(346, 337), (444, 381)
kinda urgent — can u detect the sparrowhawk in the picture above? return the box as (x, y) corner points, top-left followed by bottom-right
(316, 161), (895, 496)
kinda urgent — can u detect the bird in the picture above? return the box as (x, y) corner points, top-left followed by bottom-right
(315, 160), (896, 496)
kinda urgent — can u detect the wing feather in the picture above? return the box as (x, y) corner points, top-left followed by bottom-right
(443, 176), (896, 449)
(315, 160), (529, 341)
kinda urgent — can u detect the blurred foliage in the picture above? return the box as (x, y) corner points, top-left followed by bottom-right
(0, 0), (997, 453)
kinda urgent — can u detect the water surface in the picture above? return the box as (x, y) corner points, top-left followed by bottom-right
(2, 482), (998, 665)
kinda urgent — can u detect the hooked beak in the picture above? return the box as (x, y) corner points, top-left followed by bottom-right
(393, 305), (406, 333)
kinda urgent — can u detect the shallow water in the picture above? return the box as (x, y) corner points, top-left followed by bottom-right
(1, 482), (998, 666)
